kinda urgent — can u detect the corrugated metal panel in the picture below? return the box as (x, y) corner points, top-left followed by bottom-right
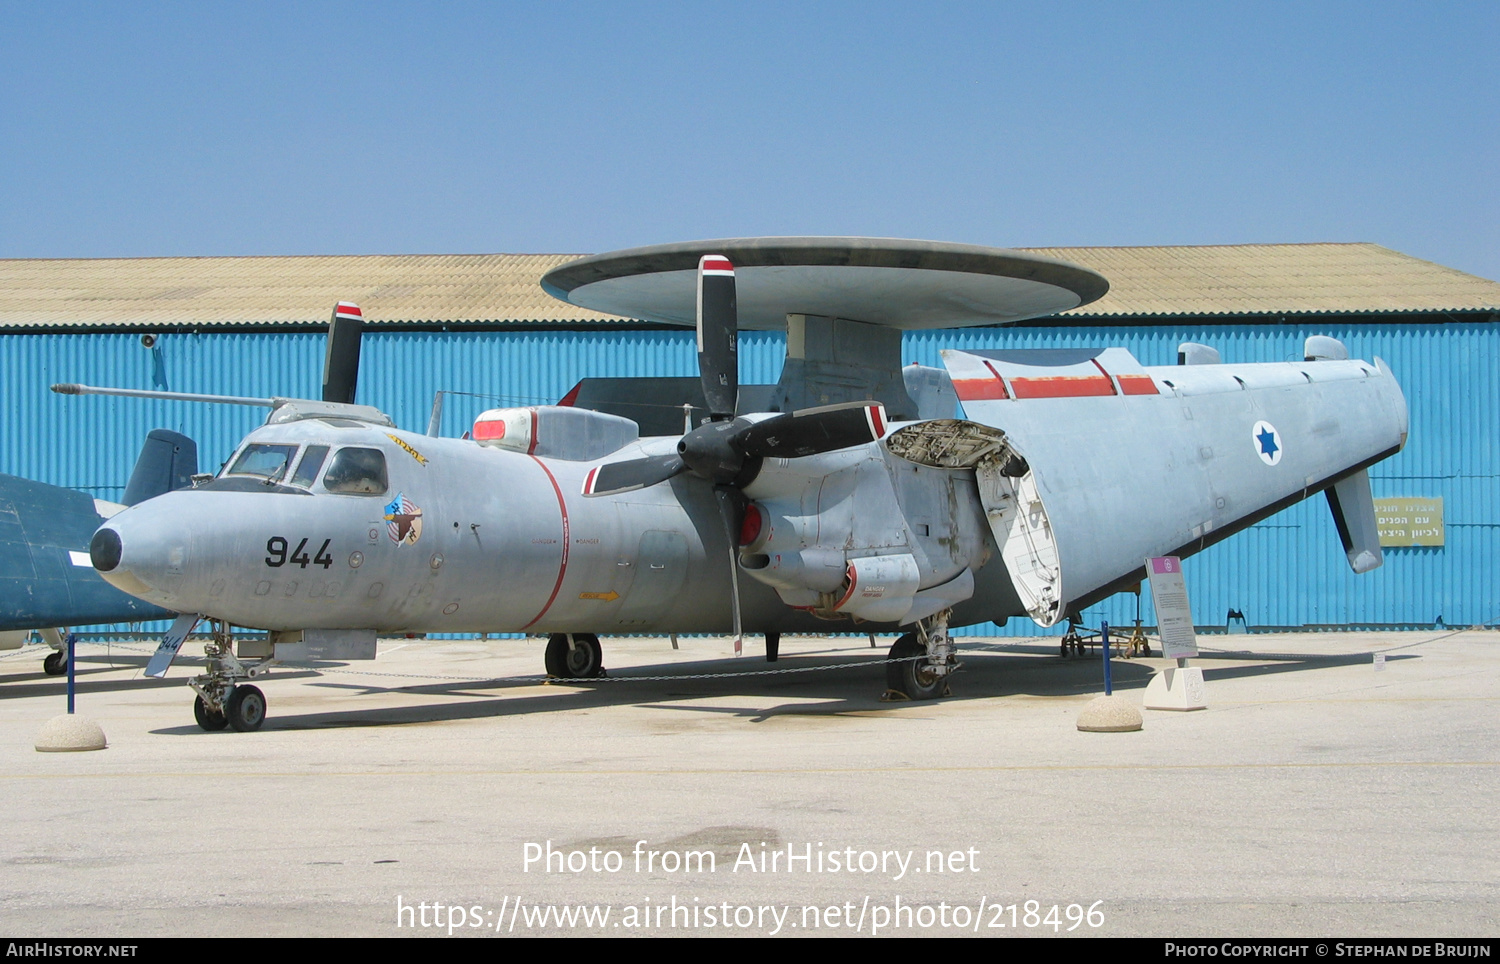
(0, 253), (623, 327)
(4, 244), (1498, 329)
(1, 320), (1494, 634)
(1031, 243), (1500, 317)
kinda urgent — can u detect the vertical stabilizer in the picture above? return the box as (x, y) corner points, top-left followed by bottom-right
(122, 430), (199, 506)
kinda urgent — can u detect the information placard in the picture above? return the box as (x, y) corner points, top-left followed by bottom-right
(1146, 556), (1198, 659)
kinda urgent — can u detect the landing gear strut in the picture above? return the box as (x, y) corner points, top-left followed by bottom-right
(884, 609), (957, 701)
(545, 633), (604, 679)
(189, 620), (274, 732)
(1059, 617), (1087, 658)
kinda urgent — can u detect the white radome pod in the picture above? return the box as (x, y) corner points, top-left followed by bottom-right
(472, 406), (638, 461)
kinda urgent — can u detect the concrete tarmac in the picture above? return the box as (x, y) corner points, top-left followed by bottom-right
(1, 629), (1496, 938)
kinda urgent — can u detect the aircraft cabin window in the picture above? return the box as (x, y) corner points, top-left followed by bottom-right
(322, 447), (388, 495)
(225, 444), (299, 482)
(289, 445), (330, 487)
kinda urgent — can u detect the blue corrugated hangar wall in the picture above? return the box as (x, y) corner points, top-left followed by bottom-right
(1, 318), (1494, 634)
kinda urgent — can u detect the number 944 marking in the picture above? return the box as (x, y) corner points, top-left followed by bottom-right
(265, 537), (334, 569)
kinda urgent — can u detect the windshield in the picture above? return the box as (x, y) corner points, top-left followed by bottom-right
(225, 444), (298, 482)
(289, 445), (330, 487)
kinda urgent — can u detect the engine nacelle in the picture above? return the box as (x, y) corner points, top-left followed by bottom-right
(736, 443), (988, 625)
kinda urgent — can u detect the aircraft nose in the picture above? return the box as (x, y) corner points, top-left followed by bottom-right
(89, 502), (187, 603)
(90, 527), (122, 572)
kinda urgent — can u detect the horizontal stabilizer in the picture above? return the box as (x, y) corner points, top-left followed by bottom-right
(1326, 469), (1384, 573)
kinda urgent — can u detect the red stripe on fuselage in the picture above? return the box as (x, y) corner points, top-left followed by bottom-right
(521, 457), (570, 630)
(1116, 374), (1160, 395)
(952, 361), (1012, 401)
(1008, 375), (1116, 398)
(952, 379), (1006, 400)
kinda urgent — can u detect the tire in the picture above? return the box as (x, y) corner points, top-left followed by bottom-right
(545, 633), (603, 679)
(765, 632), (780, 664)
(194, 695), (229, 732)
(226, 684), (267, 732)
(43, 651), (67, 676)
(885, 632), (945, 700)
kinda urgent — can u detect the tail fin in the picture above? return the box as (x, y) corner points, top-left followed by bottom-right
(122, 430), (199, 505)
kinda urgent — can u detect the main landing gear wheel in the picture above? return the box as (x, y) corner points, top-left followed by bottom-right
(226, 684), (267, 732)
(194, 694), (228, 731)
(545, 633), (604, 679)
(42, 651), (66, 676)
(885, 632), (947, 701)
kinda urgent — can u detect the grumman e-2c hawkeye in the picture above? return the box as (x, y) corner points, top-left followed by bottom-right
(58, 238), (1408, 732)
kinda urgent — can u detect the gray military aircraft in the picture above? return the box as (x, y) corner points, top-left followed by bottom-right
(54, 239), (1407, 732)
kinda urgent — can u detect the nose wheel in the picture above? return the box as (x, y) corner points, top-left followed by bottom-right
(188, 620), (275, 732)
(193, 694), (228, 731)
(226, 685), (266, 732)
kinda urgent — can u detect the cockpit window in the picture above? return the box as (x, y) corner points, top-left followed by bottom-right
(225, 444), (299, 482)
(289, 445), (330, 488)
(322, 447), (388, 495)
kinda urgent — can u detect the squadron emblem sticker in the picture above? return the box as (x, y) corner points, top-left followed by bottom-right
(384, 492), (424, 545)
(1252, 420), (1283, 466)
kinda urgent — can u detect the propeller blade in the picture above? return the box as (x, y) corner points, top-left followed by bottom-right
(715, 488), (745, 657)
(696, 255), (738, 421)
(322, 302), (365, 404)
(582, 453), (686, 497)
(737, 402), (888, 459)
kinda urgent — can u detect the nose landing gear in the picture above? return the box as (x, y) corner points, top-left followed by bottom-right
(189, 620), (274, 732)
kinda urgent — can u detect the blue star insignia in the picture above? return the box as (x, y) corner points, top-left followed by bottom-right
(1257, 428), (1279, 457)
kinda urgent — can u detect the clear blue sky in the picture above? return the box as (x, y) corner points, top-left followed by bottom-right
(3, 1), (1496, 279)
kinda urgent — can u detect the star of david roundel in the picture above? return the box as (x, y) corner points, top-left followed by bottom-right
(1251, 420), (1283, 466)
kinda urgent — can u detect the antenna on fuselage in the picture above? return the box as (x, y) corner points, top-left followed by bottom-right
(53, 302), (373, 417)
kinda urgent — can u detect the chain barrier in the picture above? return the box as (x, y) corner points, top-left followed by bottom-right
(283, 653), (935, 686)
(10, 625), (1489, 682)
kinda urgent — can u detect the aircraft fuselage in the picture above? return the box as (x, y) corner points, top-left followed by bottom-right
(91, 348), (1407, 638)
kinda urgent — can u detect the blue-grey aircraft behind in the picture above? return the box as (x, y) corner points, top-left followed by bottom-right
(0, 430), (195, 673)
(56, 240), (1407, 732)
